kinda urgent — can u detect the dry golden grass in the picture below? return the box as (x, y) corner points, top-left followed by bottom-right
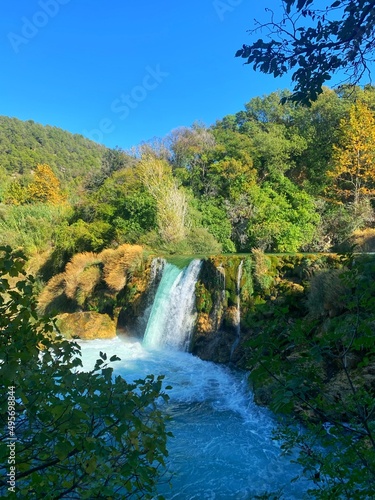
(64, 252), (100, 299)
(74, 265), (101, 307)
(37, 273), (66, 314)
(38, 245), (144, 312)
(99, 244), (143, 292)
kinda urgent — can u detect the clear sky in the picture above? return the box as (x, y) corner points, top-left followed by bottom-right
(1, 1), (296, 150)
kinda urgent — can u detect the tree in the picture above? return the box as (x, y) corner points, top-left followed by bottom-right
(3, 179), (28, 205)
(329, 100), (375, 206)
(137, 155), (187, 245)
(0, 245), (170, 499)
(167, 124), (216, 195)
(236, 0), (375, 104)
(26, 164), (67, 204)
(247, 253), (375, 497)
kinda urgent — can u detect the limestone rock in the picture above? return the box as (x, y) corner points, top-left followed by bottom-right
(56, 312), (116, 340)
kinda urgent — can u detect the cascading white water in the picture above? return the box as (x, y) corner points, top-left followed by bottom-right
(134, 257), (166, 336)
(142, 259), (202, 351)
(77, 258), (310, 498)
(149, 257), (165, 283)
(230, 260), (243, 359)
(78, 337), (309, 499)
(80, 260), (312, 500)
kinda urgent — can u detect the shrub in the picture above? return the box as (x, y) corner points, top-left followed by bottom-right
(64, 252), (101, 300)
(251, 248), (274, 294)
(38, 245), (144, 313)
(0, 203), (71, 255)
(186, 227), (222, 254)
(0, 245), (170, 498)
(351, 228), (375, 252)
(307, 269), (348, 318)
(100, 244), (143, 292)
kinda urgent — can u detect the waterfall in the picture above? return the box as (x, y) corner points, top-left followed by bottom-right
(217, 263), (226, 302)
(143, 259), (202, 351)
(231, 260), (243, 359)
(134, 258), (166, 336)
(149, 257), (165, 284)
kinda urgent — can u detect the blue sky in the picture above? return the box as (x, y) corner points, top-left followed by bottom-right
(1, 1), (299, 149)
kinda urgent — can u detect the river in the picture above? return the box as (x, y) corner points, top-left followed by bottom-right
(78, 259), (309, 498)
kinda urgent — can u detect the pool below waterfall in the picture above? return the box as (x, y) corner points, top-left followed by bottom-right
(78, 337), (309, 499)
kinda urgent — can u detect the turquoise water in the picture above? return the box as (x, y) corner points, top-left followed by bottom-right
(79, 338), (308, 499)
(143, 260), (202, 351)
(78, 260), (309, 498)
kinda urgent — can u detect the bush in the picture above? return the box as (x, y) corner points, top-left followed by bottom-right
(0, 203), (71, 255)
(307, 269), (348, 318)
(0, 245), (170, 498)
(351, 228), (375, 252)
(186, 227), (222, 254)
(38, 245), (144, 314)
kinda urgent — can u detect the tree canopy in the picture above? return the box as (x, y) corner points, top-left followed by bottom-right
(236, 0), (375, 103)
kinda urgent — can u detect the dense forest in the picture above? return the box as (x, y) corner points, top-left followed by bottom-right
(2, 85), (375, 278)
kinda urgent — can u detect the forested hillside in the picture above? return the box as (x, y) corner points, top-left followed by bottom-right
(2, 85), (375, 271)
(0, 116), (107, 191)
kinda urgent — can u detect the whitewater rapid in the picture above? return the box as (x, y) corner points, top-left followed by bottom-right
(78, 337), (308, 499)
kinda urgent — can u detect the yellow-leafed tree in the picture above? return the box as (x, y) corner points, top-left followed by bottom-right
(137, 155), (187, 244)
(329, 101), (375, 206)
(26, 164), (66, 204)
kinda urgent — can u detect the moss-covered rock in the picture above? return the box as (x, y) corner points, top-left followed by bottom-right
(55, 312), (116, 340)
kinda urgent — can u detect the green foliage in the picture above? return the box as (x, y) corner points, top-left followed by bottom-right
(236, 1), (375, 104)
(0, 203), (72, 255)
(307, 269), (348, 318)
(195, 281), (213, 314)
(251, 248), (275, 294)
(55, 219), (113, 254)
(197, 199), (235, 253)
(247, 253), (375, 498)
(185, 227), (222, 254)
(4, 87), (375, 257)
(0, 245), (170, 498)
(246, 180), (319, 252)
(0, 116), (105, 186)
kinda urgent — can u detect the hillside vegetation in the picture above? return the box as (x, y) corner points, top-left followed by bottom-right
(2, 85), (375, 271)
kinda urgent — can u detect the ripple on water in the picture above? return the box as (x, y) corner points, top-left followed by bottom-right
(77, 337), (309, 499)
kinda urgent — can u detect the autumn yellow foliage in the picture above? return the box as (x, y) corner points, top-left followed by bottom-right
(329, 101), (375, 205)
(27, 164), (67, 204)
(5, 164), (66, 205)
